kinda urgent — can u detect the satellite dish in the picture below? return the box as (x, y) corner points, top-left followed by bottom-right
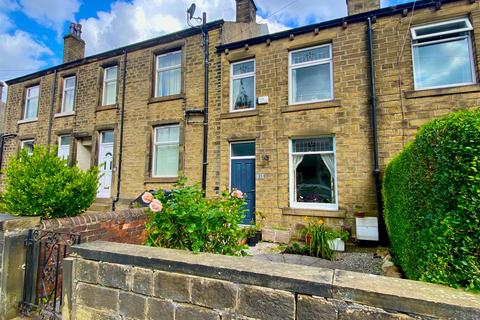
(187, 3), (196, 20)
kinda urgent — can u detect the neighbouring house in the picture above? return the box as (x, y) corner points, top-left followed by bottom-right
(3, 0), (480, 238)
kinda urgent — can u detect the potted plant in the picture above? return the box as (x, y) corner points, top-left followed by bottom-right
(326, 230), (349, 252)
(245, 226), (259, 246)
(254, 211), (266, 242)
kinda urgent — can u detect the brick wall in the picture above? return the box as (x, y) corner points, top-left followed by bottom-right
(39, 208), (148, 244)
(63, 241), (480, 320)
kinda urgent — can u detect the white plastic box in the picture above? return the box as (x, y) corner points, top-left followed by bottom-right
(355, 217), (379, 241)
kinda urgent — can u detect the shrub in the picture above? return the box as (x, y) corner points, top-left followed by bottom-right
(144, 179), (247, 255)
(302, 219), (334, 260)
(383, 108), (480, 290)
(1, 145), (99, 218)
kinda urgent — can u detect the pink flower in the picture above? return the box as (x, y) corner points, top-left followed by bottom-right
(149, 199), (163, 212)
(231, 189), (244, 199)
(142, 192), (154, 203)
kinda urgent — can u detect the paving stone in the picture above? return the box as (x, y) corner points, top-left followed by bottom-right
(175, 304), (220, 320)
(237, 285), (295, 320)
(191, 277), (237, 310)
(132, 268), (153, 296)
(283, 254), (302, 265)
(76, 283), (118, 312)
(146, 298), (174, 320)
(98, 262), (130, 290)
(153, 271), (191, 302)
(119, 291), (146, 319)
(296, 295), (338, 320)
(75, 259), (99, 284)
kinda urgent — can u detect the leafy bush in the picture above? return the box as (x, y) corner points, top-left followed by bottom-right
(302, 219), (334, 260)
(2, 145), (99, 218)
(145, 179), (247, 255)
(383, 109), (480, 290)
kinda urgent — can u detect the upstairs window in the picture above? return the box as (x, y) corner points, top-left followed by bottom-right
(61, 76), (76, 113)
(24, 85), (39, 120)
(289, 44), (333, 105)
(155, 51), (182, 97)
(230, 59), (256, 111)
(21, 139), (35, 156)
(290, 137), (337, 210)
(58, 135), (72, 161)
(411, 18), (476, 90)
(152, 125), (180, 177)
(102, 66), (118, 106)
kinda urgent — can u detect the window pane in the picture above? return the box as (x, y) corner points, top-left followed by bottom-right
(157, 52), (181, 69)
(232, 77), (255, 110)
(105, 66), (117, 81)
(63, 90), (74, 112)
(103, 82), (117, 105)
(233, 61), (254, 75)
(293, 137), (333, 153)
(157, 68), (181, 97)
(292, 63), (331, 103)
(414, 37), (473, 89)
(154, 144), (179, 177)
(22, 141), (34, 155)
(26, 98), (38, 119)
(102, 131), (114, 144)
(65, 77), (76, 88)
(155, 126), (180, 143)
(232, 142), (255, 157)
(415, 20), (470, 38)
(28, 86), (39, 98)
(60, 136), (72, 146)
(295, 154), (335, 204)
(292, 46), (330, 65)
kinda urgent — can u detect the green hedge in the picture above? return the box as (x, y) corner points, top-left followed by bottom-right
(1, 145), (99, 218)
(383, 108), (480, 291)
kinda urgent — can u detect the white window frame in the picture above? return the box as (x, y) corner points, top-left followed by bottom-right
(155, 50), (182, 97)
(229, 141), (256, 192)
(24, 85), (39, 121)
(60, 76), (76, 114)
(21, 139), (35, 156)
(102, 66), (118, 106)
(288, 136), (338, 211)
(288, 44), (334, 105)
(57, 135), (71, 161)
(152, 124), (180, 178)
(230, 59), (256, 112)
(411, 18), (476, 90)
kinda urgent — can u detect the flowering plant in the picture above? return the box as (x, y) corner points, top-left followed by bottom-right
(145, 178), (247, 255)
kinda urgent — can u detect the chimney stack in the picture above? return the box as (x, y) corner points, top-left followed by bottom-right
(236, 0), (257, 24)
(346, 0), (380, 16)
(63, 22), (85, 63)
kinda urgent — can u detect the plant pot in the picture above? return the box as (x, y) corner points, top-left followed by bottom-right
(328, 238), (345, 251)
(255, 230), (262, 242)
(238, 238), (247, 246)
(246, 236), (258, 247)
(305, 234), (312, 245)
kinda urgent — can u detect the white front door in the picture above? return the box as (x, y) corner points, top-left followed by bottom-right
(97, 131), (114, 198)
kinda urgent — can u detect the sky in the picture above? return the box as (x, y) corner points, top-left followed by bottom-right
(0, 0), (413, 101)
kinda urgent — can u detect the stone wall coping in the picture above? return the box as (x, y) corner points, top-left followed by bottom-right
(0, 215), (40, 231)
(71, 241), (480, 319)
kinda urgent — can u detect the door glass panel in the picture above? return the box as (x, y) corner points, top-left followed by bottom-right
(101, 131), (114, 143)
(231, 142), (255, 157)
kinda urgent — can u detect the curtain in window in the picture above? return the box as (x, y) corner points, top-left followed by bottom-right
(157, 68), (181, 96)
(320, 154), (335, 201)
(154, 144), (179, 177)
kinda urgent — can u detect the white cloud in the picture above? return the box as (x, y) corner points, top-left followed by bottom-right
(19, 0), (80, 33)
(0, 12), (15, 32)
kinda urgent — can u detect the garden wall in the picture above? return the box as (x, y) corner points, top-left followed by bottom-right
(63, 241), (480, 320)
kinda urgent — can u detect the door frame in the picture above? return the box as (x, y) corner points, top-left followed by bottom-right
(229, 141), (256, 225)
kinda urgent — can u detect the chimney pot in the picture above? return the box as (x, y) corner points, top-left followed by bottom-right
(63, 22), (85, 63)
(346, 0), (380, 16)
(236, 0), (257, 24)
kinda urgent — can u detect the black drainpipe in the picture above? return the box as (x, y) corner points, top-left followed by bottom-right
(201, 12), (209, 194)
(367, 17), (388, 244)
(47, 70), (58, 148)
(112, 50), (128, 211)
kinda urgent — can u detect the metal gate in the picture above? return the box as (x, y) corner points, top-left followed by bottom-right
(21, 230), (81, 319)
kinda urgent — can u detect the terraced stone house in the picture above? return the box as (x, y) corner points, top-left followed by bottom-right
(3, 0), (480, 238)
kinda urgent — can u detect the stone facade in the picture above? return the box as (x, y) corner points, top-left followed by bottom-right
(3, 0), (480, 234)
(62, 241), (480, 319)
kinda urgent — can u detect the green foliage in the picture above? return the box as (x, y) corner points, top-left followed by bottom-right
(303, 220), (334, 260)
(145, 179), (247, 255)
(383, 109), (480, 291)
(326, 229), (349, 241)
(2, 145), (99, 218)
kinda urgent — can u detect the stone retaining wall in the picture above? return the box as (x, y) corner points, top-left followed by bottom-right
(63, 241), (480, 320)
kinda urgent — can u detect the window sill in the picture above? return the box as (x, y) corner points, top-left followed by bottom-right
(54, 111), (75, 118)
(220, 109), (259, 119)
(282, 207), (346, 218)
(282, 100), (341, 113)
(18, 118), (38, 125)
(148, 94), (185, 104)
(404, 84), (480, 99)
(144, 177), (178, 184)
(97, 104), (118, 111)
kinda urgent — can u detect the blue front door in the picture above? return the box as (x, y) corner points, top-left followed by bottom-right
(230, 142), (256, 225)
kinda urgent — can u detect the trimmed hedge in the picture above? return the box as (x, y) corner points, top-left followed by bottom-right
(383, 108), (480, 291)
